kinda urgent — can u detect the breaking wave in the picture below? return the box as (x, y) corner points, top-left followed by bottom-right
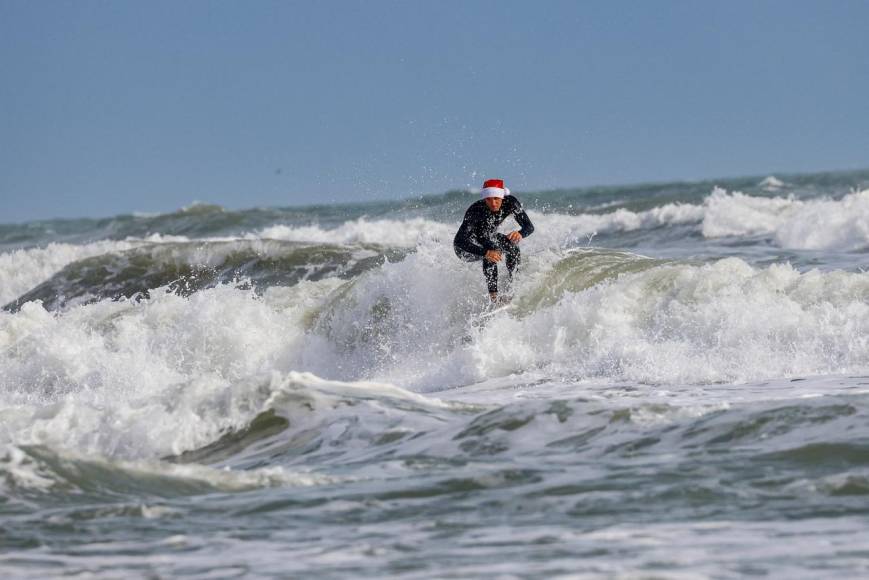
(703, 187), (869, 250)
(2, 246), (867, 469)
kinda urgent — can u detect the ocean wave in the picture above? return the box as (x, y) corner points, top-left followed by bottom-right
(0, 286), (335, 459)
(0, 240), (141, 306)
(4, 187), (867, 307)
(529, 204), (704, 247)
(539, 186), (869, 252)
(318, 248), (869, 390)
(6, 371), (868, 503)
(3, 248), (867, 406)
(4, 239), (403, 312)
(530, 187), (869, 252)
(759, 175), (786, 191)
(1, 240), (867, 474)
(702, 187), (869, 250)
(465, 256), (869, 386)
(257, 217), (456, 246)
(252, 204), (705, 250)
(0, 444), (341, 496)
(4, 242), (867, 399)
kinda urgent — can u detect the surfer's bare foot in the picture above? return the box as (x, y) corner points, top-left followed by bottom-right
(489, 293), (512, 306)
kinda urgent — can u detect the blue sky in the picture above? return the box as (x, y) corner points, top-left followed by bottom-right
(2, 0), (868, 222)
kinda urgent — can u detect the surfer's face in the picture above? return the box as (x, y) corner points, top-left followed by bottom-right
(484, 197), (503, 212)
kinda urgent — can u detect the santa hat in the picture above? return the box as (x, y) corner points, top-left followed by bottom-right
(481, 178), (510, 199)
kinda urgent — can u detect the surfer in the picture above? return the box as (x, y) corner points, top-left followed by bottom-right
(454, 178), (535, 303)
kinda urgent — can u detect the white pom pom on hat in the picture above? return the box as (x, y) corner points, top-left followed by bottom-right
(481, 178), (509, 199)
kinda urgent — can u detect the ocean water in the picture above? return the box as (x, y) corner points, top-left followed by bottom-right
(2, 169), (869, 578)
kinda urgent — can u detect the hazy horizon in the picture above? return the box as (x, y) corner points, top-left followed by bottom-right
(2, 164), (867, 225)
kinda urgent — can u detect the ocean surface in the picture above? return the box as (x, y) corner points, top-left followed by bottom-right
(2, 169), (869, 578)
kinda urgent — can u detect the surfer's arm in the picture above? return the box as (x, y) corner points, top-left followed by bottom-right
(512, 199), (534, 238)
(453, 211), (487, 256)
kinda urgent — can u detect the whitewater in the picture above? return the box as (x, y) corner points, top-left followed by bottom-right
(2, 169), (869, 578)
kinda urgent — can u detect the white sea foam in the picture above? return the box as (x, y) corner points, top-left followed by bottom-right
(0, 280), (338, 459)
(183, 188), (869, 253)
(254, 190), (869, 252)
(759, 175), (786, 191)
(467, 257), (869, 386)
(265, 371), (452, 409)
(538, 186), (869, 252)
(257, 218), (455, 246)
(529, 204), (705, 247)
(773, 190), (869, 250)
(701, 187), (797, 238)
(3, 247), (865, 416)
(303, 246), (869, 390)
(702, 187), (869, 250)
(0, 271), (468, 461)
(136, 233), (192, 244)
(254, 204), (705, 250)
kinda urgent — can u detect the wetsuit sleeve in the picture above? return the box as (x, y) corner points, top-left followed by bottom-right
(512, 198), (535, 238)
(453, 207), (487, 256)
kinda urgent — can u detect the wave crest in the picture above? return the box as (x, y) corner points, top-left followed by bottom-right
(702, 187), (869, 250)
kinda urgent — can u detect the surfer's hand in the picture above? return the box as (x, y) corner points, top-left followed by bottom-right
(485, 250), (502, 263)
(507, 231), (522, 243)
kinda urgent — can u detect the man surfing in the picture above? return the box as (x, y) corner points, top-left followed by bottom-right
(454, 178), (535, 303)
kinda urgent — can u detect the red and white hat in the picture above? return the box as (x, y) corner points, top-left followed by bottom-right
(481, 178), (510, 199)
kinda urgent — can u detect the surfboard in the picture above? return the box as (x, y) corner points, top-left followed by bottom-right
(476, 302), (515, 320)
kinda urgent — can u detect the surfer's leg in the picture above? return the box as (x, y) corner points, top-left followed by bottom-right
(505, 243), (520, 276)
(493, 234), (521, 287)
(455, 245), (498, 295)
(483, 260), (498, 294)
(454, 246), (480, 263)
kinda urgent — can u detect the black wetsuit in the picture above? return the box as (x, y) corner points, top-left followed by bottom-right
(453, 195), (535, 294)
